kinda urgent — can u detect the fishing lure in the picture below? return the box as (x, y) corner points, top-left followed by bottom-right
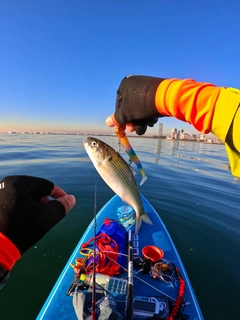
(115, 125), (147, 185)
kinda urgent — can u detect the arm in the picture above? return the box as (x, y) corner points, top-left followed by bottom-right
(0, 175), (76, 289)
(106, 75), (240, 177)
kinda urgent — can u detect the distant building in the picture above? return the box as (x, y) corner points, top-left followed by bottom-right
(171, 128), (177, 139)
(171, 128), (180, 139)
(171, 127), (200, 141)
(206, 139), (213, 143)
(180, 132), (189, 140)
(176, 130), (180, 140)
(180, 129), (185, 140)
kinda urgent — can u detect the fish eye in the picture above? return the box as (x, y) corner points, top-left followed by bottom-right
(91, 141), (97, 147)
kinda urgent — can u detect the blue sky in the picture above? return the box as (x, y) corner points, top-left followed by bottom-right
(1, 0), (240, 136)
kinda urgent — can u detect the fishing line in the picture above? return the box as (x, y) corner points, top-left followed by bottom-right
(90, 249), (176, 301)
(133, 274), (176, 301)
(92, 174), (97, 320)
(108, 126), (123, 154)
(108, 127), (118, 151)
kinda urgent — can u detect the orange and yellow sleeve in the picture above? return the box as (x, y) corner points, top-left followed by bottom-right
(155, 78), (221, 133)
(155, 79), (240, 177)
(0, 232), (21, 270)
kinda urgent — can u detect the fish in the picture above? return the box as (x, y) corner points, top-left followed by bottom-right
(83, 137), (152, 234)
(115, 125), (147, 186)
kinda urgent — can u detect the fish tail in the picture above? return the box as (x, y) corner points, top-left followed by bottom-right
(135, 211), (152, 234)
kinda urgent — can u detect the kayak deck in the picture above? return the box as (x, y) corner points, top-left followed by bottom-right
(37, 195), (204, 319)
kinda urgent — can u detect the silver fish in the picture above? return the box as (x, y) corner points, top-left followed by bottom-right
(83, 137), (152, 233)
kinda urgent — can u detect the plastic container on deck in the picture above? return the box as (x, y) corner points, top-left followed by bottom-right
(88, 273), (127, 295)
(142, 245), (164, 263)
(117, 205), (136, 231)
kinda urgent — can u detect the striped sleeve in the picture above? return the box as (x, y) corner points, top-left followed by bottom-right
(155, 78), (240, 177)
(155, 78), (221, 133)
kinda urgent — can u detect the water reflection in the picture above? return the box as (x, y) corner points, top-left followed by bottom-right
(0, 133), (235, 186)
(155, 139), (162, 164)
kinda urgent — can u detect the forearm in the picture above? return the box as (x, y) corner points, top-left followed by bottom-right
(155, 78), (221, 134)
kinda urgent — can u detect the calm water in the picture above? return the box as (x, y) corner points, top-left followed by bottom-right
(0, 133), (239, 320)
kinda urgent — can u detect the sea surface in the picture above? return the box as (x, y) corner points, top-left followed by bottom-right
(0, 133), (239, 320)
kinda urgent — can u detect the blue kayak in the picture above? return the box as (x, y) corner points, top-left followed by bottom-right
(37, 195), (204, 320)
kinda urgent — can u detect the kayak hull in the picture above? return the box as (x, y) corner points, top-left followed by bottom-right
(37, 195), (204, 319)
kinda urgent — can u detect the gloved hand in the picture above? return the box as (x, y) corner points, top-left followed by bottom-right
(0, 175), (76, 254)
(106, 75), (166, 135)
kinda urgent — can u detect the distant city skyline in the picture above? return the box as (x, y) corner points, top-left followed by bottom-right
(2, 121), (216, 140)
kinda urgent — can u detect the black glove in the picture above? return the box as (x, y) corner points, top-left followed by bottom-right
(0, 175), (66, 254)
(114, 75), (166, 135)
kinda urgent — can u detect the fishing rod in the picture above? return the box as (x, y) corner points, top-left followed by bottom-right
(126, 229), (134, 320)
(92, 175), (97, 320)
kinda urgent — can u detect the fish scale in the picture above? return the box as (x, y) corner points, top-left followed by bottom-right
(103, 145), (142, 208)
(111, 156), (140, 203)
(83, 137), (152, 233)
